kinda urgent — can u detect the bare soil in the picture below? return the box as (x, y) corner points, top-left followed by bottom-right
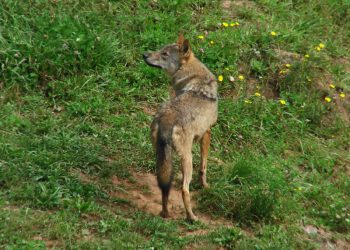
(111, 170), (233, 228)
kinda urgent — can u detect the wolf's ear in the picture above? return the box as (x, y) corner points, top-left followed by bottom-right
(177, 33), (185, 46)
(182, 39), (191, 57)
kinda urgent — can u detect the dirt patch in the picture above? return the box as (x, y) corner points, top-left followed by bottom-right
(274, 49), (302, 64)
(71, 169), (97, 185)
(313, 73), (350, 123)
(303, 225), (350, 250)
(334, 96), (350, 123)
(336, 57), (350, 72)
(221, 0), (256, 10)
(221, 0), (259, 20)
(32, 236), (61, 249)
(183, 228), (210, 237)
(72, 167), (232, 227)
(111, 171), (233, 227)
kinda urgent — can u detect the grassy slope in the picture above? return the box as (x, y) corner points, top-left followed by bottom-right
(0, 0), (349, 249)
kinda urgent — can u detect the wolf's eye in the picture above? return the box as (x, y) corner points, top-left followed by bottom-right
(161, 52), (169, 57)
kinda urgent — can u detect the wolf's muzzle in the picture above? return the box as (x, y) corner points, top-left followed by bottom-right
(143, 52), (162, 69)
(143, 52), (150, 60)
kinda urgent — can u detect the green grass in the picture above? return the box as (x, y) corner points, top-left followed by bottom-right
(1, 0), (350, 249)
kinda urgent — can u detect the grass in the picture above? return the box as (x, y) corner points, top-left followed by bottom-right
(1, 0), (350, 249)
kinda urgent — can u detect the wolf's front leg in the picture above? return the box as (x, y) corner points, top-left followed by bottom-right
(200, 129), (211, 188)
(150, 120), (158, 151)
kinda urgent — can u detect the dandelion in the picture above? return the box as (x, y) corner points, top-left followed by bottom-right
(279, 70), (289, 75)
(218, 75), (223, 82)
(210, 40), (214, 45)
(285, 63), (291, 68)
(319, 43), (325, 49)
(316, 46), (321, 52)
(254, 92), (261, 97)
(329, 84), (335, 89)
(304, 54), (310, 58)
(279, 99), (286, 105)
(222, 22), (229, 27)
(230, 22), (235, 27)
(238, 75), (245, 80)
(270, 31), (277, 36)
(339, 93), (345, 98)
(244, 99), (252, 104)
(325, 97), (332, 102)
(198, 35), (204, 40)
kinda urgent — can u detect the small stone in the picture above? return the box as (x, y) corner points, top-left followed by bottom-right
(303, 225), (318, 235)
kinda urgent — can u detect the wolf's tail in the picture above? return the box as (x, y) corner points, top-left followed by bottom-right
(156, 132), (173, 197)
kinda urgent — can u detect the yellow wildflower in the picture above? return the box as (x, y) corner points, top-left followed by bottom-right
(270, 31), (277, 36)
(319, 43), (325, 49)
(198, 35), (204, 39)
(279, 70), (289, 75)
(285, 63), (291, 68)
(235, 22), (240, 26)
(254, 92), (261, 97)
(238, 75), (245, 80)
(244, 99), (252, 104)
(324, 97), (332, 102)
(304, 54), (310, 58)
(210, 40), (214, 45)
(316, 46), (321, 51)
(222, 22), (229, 27)
(218, 75), (223, 82)
(339, 93), (345, 98)
(329, 84), (335, 89)
(279, 99), (286, 105)
(230, 22), (235, 27)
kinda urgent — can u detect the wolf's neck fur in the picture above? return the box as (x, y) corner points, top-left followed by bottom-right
(171, 57), (217, 100)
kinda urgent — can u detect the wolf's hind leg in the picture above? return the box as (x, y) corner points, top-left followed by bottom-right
(160, 189), (170, 218)
(172, 126), (197, 221)
(181, 152), (197, 222)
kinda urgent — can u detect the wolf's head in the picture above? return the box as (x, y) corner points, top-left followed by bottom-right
(143, 34), (192, 75)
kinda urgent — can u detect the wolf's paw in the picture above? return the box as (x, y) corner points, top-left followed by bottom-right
(202, 182), (209, 189)
(186, 214), (198, 223)
(199, 176), (209, 189)
(160, 210), (169, 218)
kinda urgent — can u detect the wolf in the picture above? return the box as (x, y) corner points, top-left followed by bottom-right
(143, 34), (218, 222)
